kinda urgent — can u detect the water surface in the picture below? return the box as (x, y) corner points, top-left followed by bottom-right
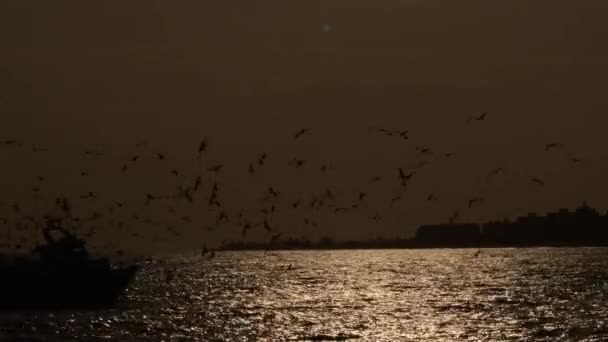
(2, 248), (608, 341)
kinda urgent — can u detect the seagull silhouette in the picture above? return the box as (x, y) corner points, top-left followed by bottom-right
(376, 128), (394, 137)
(415, 146), (432, 155)
(268, 187), (280, 198)
(263, 219), (272, 232)
(544, 142), (564, 151)
(294, 128), (311, 139)
(145, 194), (155, 206)
(488, 167), (505, 178)
(208, 164), (223, 173)
(193, 176), (202, 192)
(209, 182), (219, 205)
(466, 112), (487, 123)
(135, 140), (149, 148)
(390, 194), (402, 206)
(398, 168), (415, 187)
(241, 222), (252, 236)
(531, 177), (545, 186)
(485, 167), (505, 184)
(258, 153), (268, 166)
(290, 158), (305, 168)
(269, 232), (283, 244)
(468, 197), (484, 209)
(449, 211), (460, 224)
(197, 138), (208, 158)
(84, 150), (103, 157)
(177, 186), (193, 203)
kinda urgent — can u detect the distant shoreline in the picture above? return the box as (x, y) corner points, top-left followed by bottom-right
(218, 242), (608, 252)
(220, 202), (608, 252)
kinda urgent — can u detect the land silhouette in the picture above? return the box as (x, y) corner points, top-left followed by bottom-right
(220, 202), (608, 251)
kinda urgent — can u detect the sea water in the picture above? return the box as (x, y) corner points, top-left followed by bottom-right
(2, 248), (608, 341)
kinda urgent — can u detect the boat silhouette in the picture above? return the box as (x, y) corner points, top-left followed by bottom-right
(0, 218), (138, 309)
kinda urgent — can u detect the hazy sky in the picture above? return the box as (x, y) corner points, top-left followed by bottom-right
(1, 1), (608, 253)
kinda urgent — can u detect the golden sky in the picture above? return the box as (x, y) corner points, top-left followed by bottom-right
(1, 1), (608, 252)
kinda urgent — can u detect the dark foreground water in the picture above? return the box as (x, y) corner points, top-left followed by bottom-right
(3, 248), (608, 341)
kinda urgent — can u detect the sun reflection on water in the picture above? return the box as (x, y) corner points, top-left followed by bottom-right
(3, 248), (608, 341)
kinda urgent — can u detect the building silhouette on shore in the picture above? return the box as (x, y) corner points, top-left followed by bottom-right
(220, 202), (608, 250)
(415, 202), (608, 248)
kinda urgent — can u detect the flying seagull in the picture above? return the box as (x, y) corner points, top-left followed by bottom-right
(416, 146), (432, 155)
(390, 194), (402, 206)
(263, 219), (273, 232)
(145, 194), (155, 206)
(294, 128), (311, 140)
(197, 138), (208, 158)
(467, 112), (487, 123)
(208, 164), (223, 173)
(193, 176), (202, 192)
(487, 167), (505, 181)
(258, 152), (268, 166)
(449, 211), (460, 224)
(531, 177), (545, 186)
(544, 142), (564, 151)
(290, 158), (305, 168)
(135, 140), (149, 148)
(468, 197), (484, 209)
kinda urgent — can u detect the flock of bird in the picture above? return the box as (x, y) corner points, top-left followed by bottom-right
(0, 112), (584, 257)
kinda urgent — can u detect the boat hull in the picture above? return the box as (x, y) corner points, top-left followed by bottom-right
(0, 262), (139, 310)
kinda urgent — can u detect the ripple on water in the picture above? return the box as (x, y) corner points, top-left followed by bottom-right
(2, 248), (608, 340)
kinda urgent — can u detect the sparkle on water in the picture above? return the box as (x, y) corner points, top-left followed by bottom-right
(3, 248), (608, 341)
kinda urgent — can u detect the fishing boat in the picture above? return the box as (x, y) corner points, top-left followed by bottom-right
(0, 219), (138, 309)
